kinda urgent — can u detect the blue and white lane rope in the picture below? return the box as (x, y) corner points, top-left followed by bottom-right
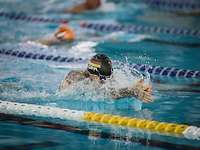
(0, 48), (199, 79)
(0, 11), (68, 24)
(130, 63), (200, 79)
(80, 22), (200, 37)
(0, 11), (200, 37)
(0, 48), (84, 63)
(143, 0), (200, 11)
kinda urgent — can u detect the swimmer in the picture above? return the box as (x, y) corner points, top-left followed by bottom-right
(36, 24), (105, 46)
(37, 24), (75, 46)
(64, 0), (101, 14)
(59, 54), (153, 103)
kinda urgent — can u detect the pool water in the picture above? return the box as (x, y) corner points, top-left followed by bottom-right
(0, 0), (200, 150)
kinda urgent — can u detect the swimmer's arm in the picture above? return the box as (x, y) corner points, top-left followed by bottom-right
(59, 71), (86, 91)
(59, 78), (71, 91)
(59, 74), (74, 91)
(36, 36), (61, 46)
(110, 81), (153, 103)
(110, 87), (152, 103)
(110, 87), (135, 99)
(36, 28), (66, 46)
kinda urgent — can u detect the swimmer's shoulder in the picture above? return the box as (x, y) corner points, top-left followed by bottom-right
(65, 70), (89, 82)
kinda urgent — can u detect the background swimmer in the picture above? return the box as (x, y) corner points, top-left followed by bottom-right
(36, 24), (102, 46)
(59, 54), (153, 103)
(35, 24), (115, 46)
(64, 0), (101, 14)
(37, 24), (75, 46)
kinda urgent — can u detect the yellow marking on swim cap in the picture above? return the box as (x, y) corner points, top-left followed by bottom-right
(88, 62), (101, 68)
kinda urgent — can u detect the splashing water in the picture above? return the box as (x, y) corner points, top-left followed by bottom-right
(58, 62), (150, 104)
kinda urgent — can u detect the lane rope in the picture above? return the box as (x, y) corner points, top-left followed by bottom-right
(80, 22), (200, 37)
(130, 63), (200, 78)
(143, 0), (200, 11)
(0, 11), (68, 24)
(0, 100), (199, 140)
(1, 11), (200, 37)
(1, 113), (199, 150)
(0, 48), (84, 63)
(0, 48), (199, 79)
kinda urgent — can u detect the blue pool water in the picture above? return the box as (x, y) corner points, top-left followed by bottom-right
(0, 0), (200, 149)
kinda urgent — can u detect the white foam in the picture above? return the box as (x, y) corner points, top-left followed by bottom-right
(67, 41), (97, 59)
(102, 32), (153, 43)
(25, 41), (48, 49)
(129, 35), (152, 42)
(98, 0), (117, 12)
(49, 63), (86, 70)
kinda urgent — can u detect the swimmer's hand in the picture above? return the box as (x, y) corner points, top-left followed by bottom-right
(132, 79), (153, 103)
(110, 80), (153, 102)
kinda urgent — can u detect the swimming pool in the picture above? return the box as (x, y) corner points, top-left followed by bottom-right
(0, 0), (200, 149)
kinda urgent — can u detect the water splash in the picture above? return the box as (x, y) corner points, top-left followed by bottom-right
(58, 61), (149, 104)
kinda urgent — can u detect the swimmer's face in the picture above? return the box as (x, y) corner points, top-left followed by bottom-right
(88, 73), (110, 84)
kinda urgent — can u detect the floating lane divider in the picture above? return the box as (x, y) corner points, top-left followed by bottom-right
(80, 22), (200, 37)
(0, 48), (84, 63)
(0, 11), (68, 24)
(0, 48), (199, 79)
(143, 0), (200, 11)
(130, 63), (200, 79)
(1, 113), (199, 150)
(0, 100), (199, 140)
(0, 11), (200, 37)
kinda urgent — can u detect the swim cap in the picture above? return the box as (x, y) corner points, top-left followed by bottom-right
(55, 25), (75, 41)
(87, 54), (112, 79)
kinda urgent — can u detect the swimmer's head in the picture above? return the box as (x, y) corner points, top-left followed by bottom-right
(87, 54), (113, 80)
(55, 25), (75, 41)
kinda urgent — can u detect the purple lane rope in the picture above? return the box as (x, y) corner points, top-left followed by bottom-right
(0, 11), (68, 24)
(0, 48), (83, 63)
(80, 22), (200, 37)
(0, 48), (199, 79)
(131, 63), (200, 78)
(143, 0), (200, 11)
(0, 11), (200, 37)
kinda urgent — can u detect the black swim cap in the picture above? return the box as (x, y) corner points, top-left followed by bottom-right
(87, 54), (112, 79)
